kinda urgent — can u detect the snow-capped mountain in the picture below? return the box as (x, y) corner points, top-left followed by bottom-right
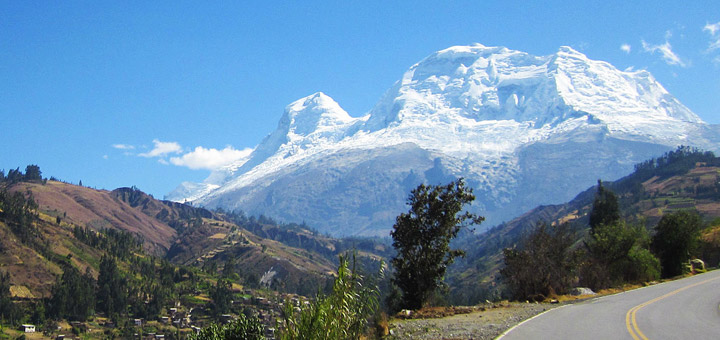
(167, 44), (719, 236)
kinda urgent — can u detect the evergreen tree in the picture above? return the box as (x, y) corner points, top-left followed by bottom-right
(210, 279), (232, 317)
(96, 255), (126, 319)
(390, 179), (483, 310)
(24, 165), (42, 182)
(6, 168), (22, 183)
(0, 271), (16, 323)
(47, 265), (95, 321)
(222, 256), (236, 279)
(589, 180), (620, 231)
(0, 189), (39, 243)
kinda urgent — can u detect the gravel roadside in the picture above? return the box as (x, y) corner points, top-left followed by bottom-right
(385, 302), (557, 340)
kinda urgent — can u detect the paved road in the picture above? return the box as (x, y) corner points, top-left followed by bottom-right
(499, 270), (720, 339)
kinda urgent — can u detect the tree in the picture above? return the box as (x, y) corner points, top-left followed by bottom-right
(582, 183), (660, 289)
(24, 165), (42, 182)
(222, 256), (236, 279)
(0, 271), (17, 323)
(501, 223), (580, 301)
(589, 180), (620, 231)
(209, 279), (232, 317)
(6, 168), (22, 183)
(96, 255), (127, 319)
(652, 210), (703, 278)
(390, 179), (483, 310)
(584, 220), (660, 288)
(47, 265), (95, 321)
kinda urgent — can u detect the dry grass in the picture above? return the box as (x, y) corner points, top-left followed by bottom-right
(9, 285), (35, 299)
(209, 233), (227, 239)
(14, 181), (177, 253)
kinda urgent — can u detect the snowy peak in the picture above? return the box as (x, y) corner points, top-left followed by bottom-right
(549, 46), (703, 127)
(280, 92), (355, 137)
(365, 43), (553, 130)
(230, 92), (361, 176)
(365, 44), (703, 134)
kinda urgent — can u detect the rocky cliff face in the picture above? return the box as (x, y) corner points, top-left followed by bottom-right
(168, 44), (718, 236)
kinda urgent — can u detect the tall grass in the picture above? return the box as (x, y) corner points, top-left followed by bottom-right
(188, 313), (265, 340)
(278, 253), (381, 340)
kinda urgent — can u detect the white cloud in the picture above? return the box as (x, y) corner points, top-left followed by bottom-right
(170, 146), (253, 170)
(620, 44), (631, 54)
(112, 144), (135, 150)
(103, 155), (109, 160)
(641, 39), (687, 67)
(139, 139), (183, 158)
(704, 21), (720, 51)
(705, 22), (720, 36)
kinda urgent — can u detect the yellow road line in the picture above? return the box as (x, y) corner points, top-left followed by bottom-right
(625, 275), (720, 339)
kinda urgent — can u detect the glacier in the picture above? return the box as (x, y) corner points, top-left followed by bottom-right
(167, 43), (719, 236)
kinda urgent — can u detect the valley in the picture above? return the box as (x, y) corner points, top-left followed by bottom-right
(2, 146), (720, 338)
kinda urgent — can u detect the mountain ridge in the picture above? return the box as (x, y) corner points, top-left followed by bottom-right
(168, 43), (719, 236)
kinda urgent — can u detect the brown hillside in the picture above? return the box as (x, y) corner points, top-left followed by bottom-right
(166, 218), (337, 294)
(1, 180), (382, 298)
(11, 181), (177, 254)
(0, 208), (105, 297)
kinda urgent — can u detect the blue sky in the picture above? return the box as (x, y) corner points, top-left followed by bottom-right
(2, 1), (719, 198)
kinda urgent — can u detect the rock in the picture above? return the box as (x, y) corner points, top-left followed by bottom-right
(570, 287), (596, 296)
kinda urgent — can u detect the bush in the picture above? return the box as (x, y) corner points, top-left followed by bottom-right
(501, 223), (580, 301)
(625, 246), (661, 283)
(278, 254), (381, 340)
(652, 210), (703, 278)
(188, 313), (265, 340)
(583, 220), (659, 288)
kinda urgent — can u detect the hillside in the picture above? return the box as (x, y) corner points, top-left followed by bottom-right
(0, 174), (391, 305)
(0, 190), (104, 297)
(0, 171), (394, 338)
(11, 181), (176, 255)
(447, 148), (720, 304)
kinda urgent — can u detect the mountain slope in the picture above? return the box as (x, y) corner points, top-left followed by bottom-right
(0, 179), (351, 299)
(446, 148), (720, 304)
(169, 43), (719, 236)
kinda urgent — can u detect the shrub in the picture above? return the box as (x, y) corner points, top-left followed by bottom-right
(652, 210), (703, 278)
(278, 254), (381, 340)
(501, 223), (580, 300)
(188, 313), (265, 340)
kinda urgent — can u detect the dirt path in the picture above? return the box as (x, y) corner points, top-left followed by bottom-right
(386, 302), (556, 339)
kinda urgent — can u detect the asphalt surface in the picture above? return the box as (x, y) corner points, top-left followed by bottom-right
(498, 269), (720, 339)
